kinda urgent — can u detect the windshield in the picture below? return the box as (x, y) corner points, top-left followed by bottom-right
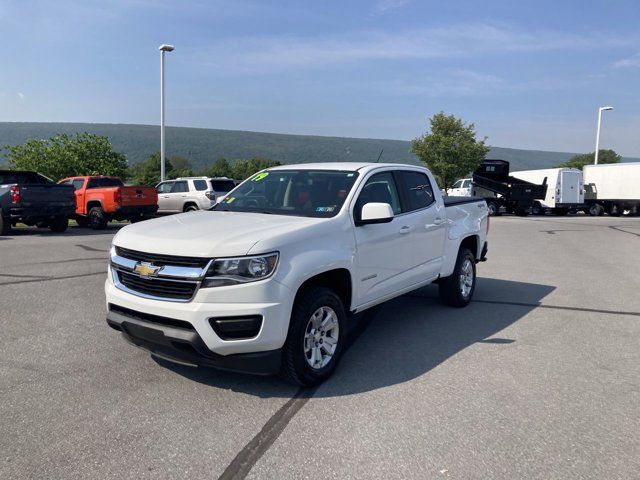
(214, 169), (359, 218)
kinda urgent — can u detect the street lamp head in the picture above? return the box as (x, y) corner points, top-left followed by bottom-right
(600, 106), (613, 111)
(159, 44), (175, 52)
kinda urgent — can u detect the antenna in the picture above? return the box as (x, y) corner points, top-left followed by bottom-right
(376, 149), (384, 163)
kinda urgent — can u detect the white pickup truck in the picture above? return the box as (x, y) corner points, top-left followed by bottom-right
(106, 163), (489, 385)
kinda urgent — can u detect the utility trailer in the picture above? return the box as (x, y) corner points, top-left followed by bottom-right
(583, 162), (640, 216)
(471, 160), (548, 216)
(511, 168), (584, 215)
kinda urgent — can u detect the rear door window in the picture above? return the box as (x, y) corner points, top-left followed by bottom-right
(72, 179), (85, 190)
(397, 171), (436, 211)
(171, 181), (189, 193)
(210, 179), (236, 192)
(193, 179), (208, 191)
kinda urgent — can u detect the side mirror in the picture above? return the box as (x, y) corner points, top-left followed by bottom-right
(357, 202), (394, 226)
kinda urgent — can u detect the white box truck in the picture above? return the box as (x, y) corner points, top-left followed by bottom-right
(583, 162), (640, 216)
(511, 168), (584, 215)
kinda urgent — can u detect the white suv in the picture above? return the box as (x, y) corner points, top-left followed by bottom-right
(156, 177), (237, 213)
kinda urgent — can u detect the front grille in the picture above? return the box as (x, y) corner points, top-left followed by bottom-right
(115, 246), (209, 268)
(117, 271), (197, 300)
(109, 304), (195, 330)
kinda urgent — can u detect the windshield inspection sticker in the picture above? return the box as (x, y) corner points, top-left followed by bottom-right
(252, 172), (269, 182)
(224, 197), (235, 203)
(316, 206), (336, 213)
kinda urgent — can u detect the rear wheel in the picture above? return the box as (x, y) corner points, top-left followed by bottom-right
(0, 214), (10, 235)
(88, 206), (108, 230)
(531, 202), (544, 216)
(486, 201), (500, 216)
(49, 216), (68, 233)
(184, 204), (198, 212)
(589, 204), (604, 216)
(439, 248), (476, 307)
(75, 216), (89, 227)
(281, 287), (346, 386)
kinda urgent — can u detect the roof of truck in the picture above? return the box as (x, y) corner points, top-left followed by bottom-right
(267, 162), (422, 172)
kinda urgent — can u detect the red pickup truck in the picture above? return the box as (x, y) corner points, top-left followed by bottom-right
(58, 176), (158, 229)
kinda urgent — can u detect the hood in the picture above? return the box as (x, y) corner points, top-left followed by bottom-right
(112, 210), (321, 258)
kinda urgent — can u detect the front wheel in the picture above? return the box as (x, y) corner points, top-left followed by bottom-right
(88, 207), (108, 230)
(281, 287), (346, 386)
(439, 248), (476, 307)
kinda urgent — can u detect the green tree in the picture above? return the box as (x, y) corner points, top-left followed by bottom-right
(5, 133), (127, 181)
(558, 149), (621, 170)
(128, 152), (174, 186)
(168, 155), (194, 178)
(411, 112), (490, 191)
(202, 158), (233, 178)
(231, 158), (282, 180)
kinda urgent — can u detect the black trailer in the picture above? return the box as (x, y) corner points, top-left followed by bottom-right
(472, 160), (548, 216)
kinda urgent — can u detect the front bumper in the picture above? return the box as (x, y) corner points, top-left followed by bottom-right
(106, 306), (281, 375)
(105, 266), (294, 359)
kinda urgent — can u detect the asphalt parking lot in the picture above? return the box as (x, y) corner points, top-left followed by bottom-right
(1, 216), (639, 479)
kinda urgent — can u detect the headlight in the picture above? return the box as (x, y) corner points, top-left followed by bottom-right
(202, 252), (279, 288)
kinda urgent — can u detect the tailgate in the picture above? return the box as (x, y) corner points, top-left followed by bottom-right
(119, 186), (158, 206)
(19, 184), (76, 207)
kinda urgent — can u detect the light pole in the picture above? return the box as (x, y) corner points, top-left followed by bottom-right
(594, 106), (613, 165)
(159, 44), (175, 182)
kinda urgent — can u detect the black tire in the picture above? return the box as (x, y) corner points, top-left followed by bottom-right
(0, 214), (10, 235)
(36, 221), (49, 229)
(129, 215), (143, 224)
(184, 204), (199, 212)
(439, 248), (476, 308)
(88, 206), (108, 230)
(75, 216), (89, 227)
(49, 216), (68, 233)
(608, 204), (622, 217)
(589, 204), (604, 216)
(487, 201), (501, 216)
(531, 202), (544, 216)
(281, 287), (346, 386)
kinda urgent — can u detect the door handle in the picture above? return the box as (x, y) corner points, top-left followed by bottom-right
(163, 195), (170, 198)
(399, 226), (412, 234)
(433, 217), (444, 225)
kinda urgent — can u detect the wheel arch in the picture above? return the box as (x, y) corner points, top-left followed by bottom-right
(294, 268), (353, 314)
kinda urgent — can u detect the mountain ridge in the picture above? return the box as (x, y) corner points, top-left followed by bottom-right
(1, 122), (637, 172)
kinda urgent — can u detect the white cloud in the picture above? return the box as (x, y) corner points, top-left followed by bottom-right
(195, 23), (637, 73)
(613, 52), (640, 68)
(17, 92), (24, 99)
(372, 0), (411, 15)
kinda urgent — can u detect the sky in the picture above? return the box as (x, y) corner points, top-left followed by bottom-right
(1, 0), (639, 156)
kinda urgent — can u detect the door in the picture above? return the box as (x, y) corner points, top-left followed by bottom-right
(169, 181), (190, 211)
(560, 170), (583, 205)
(353, 171), (414, 307)
(156, 181), (174, 212)
(396, 170), (447, 281)
(71, 178), (85, 214)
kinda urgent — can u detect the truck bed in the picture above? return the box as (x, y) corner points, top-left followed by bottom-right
(443, 196), (485, 206)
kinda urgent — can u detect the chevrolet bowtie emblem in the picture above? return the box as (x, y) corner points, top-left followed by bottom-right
(133, 262), (162, 278)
